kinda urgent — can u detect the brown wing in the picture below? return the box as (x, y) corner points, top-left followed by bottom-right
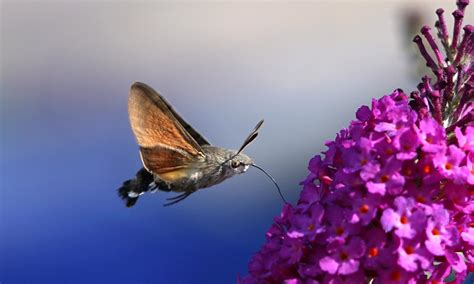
(139, 146), (196, 174)
(128, 82), (204, 174)
(157, 91), (210, 146)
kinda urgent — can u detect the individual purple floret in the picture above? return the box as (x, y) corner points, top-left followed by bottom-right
(241, 1), (473, 283)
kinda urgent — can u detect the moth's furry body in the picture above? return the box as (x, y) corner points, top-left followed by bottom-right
(151, 146), (252, 193)
(119, 147), (252, 207)
(118, 82), (259, 207)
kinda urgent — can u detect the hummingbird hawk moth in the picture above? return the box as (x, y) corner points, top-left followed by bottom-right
(118, 82), (285, 207)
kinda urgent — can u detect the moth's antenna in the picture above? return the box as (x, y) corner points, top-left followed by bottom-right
(252, 164), (287, 204)
(222, 119), (265, 166)
(236, 119), (264, 155)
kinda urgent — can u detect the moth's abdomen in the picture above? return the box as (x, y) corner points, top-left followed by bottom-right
(118, 168), (154, 207)
(157, 168), (192, 183)
(153, 168), (204, 193)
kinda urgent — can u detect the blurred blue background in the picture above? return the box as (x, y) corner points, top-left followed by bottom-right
(1, 1), (470, 283)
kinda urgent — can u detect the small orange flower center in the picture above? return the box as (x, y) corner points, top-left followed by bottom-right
(404, 245), (415, 255)
(431, 228), (440, 235)
(359, 204), (369, 214)
(445, 163), (453, 170)
(335, 227), (345, 236)
(339, 252), (349, 261)
(380, 175), (390, 183)
(426, 137), (433, 144)
(400, 215), (409, 224)
(390, 270), (402, 281)
(415, 195), (426, 203)
(469, 222), (474, 228)
(360, 159), (368, 166)
(307, 223), (314, 231)
(368, 247), (378, 257)
(403, 167), (413, 176)
(423, 165), (431, 174)
(386, 148), (394, 155)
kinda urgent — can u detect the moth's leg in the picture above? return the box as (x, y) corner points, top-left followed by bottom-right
(166, 192), (189, 201)
(163, 191), (194, 206)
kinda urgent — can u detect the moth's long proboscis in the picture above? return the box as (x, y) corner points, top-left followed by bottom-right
(252, 164), (287, 204)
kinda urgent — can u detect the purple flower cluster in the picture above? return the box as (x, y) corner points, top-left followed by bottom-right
(241, 91), (473, 283)
(241, 1), (473, 283)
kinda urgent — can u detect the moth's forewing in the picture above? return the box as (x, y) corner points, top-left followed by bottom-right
(129, 83), (202, 152)
(154, 88), (210, 146)
(128, 82), (205, 177)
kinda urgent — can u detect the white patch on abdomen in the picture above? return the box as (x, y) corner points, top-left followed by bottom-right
(128, 191), (143, 198)
(189, 171), (202, 181)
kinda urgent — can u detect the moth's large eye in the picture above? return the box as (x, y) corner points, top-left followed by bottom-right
(231, 160), (240, 168)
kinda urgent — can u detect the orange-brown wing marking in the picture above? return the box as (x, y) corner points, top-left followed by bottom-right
(139, 146), (195, 174)
(128, 82), (204, 173)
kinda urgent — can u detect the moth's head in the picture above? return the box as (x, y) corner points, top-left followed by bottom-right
(228, 152), (253, 174)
